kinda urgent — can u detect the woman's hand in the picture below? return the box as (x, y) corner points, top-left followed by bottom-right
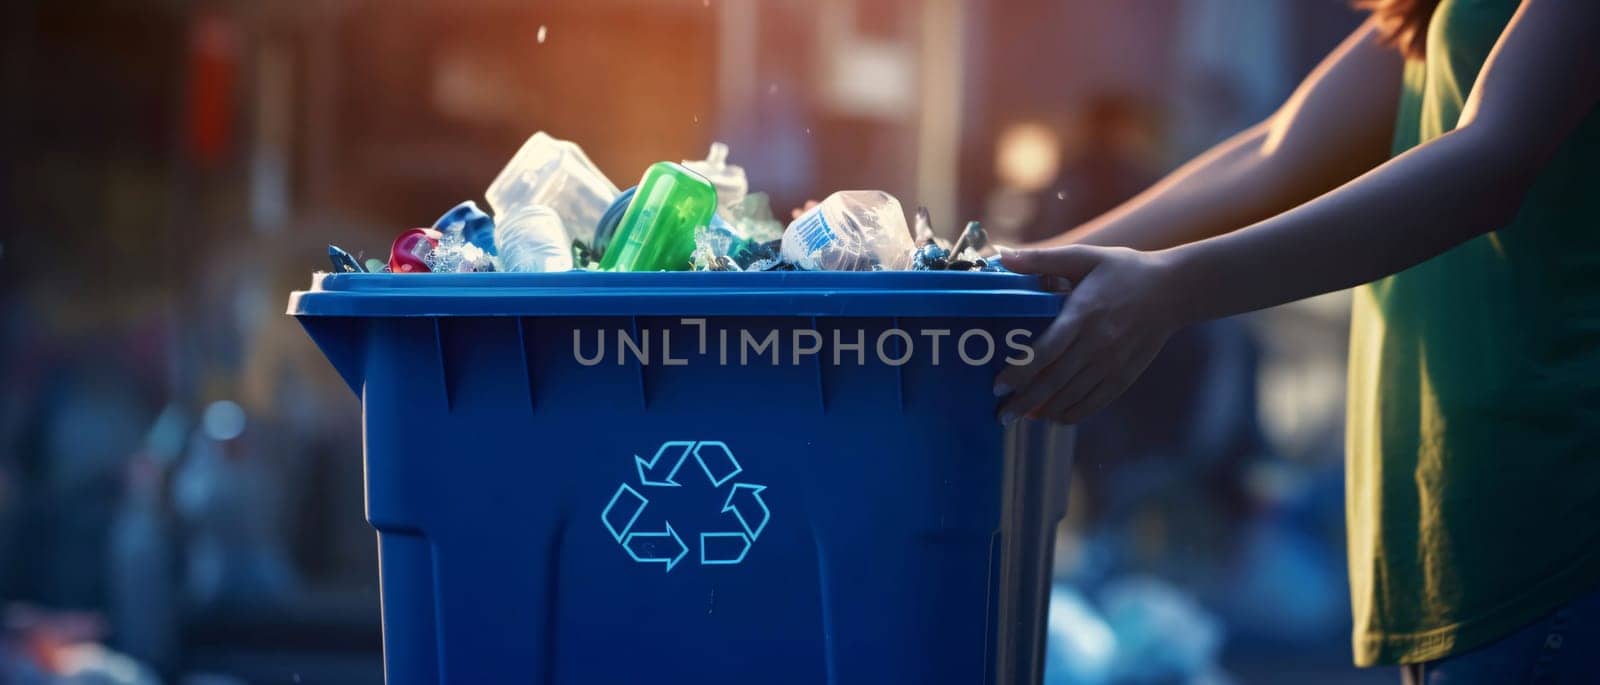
(993, 245), (1185, 425)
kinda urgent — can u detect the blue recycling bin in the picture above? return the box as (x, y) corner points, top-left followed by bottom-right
(289, 271), (1073, 684)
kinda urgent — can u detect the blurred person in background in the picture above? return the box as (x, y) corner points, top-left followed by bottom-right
(995, 0), (1600, 682)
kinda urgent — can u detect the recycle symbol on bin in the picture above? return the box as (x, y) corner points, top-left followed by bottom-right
(601, 440), (770, 572)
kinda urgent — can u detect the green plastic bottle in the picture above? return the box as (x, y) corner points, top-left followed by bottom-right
(600, 162), (718, 272)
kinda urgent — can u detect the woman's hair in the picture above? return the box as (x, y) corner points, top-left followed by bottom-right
(1356, 0), (1441, 59)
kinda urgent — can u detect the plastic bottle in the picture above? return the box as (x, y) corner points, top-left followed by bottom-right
(485, 131), (620, 246)
(682, 142), (748, 215)
(600, 162), (718, 272)
(780, 190), (915, 271)
(494, 204), (575, 272)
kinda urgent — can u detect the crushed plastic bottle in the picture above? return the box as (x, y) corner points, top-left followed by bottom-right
(690, 216), (782, 271)
(682, 142), (748, 217)
(780, 190), (915, 271)
(494, 205), (575, 273)
(485, 131), (620, 246)
(426, 229), (496, 272)
(743, 240), (792, 271)
(691, 225), (740, 272)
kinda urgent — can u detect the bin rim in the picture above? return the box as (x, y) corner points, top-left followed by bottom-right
(287, 271), (1066, 318)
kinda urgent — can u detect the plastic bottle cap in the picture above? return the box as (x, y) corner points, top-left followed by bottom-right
(706, 142), (729, 168)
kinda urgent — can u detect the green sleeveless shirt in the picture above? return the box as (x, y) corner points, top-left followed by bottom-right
(1347, 0), (1600, 666)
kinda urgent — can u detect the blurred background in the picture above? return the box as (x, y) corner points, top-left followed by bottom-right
(0, 0), (1378, 683)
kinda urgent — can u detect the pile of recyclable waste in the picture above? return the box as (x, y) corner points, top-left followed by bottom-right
(323, 132), (1004, 275)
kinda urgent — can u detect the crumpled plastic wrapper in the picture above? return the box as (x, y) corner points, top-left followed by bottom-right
(693, 221), (791, 271)
(728, 192), (785, 244)
(909, 243), (1005, 272)
(571, 239), (602, 271)
(742, 242), (797, 271)
(426, 230), (496, 272)
(907, 219), (1003, 271)
(737, 239), (784, 270)
(691, 225), (742, 272)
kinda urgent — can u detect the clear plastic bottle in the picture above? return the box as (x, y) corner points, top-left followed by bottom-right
(485, 131), (619, 246)
(494, 204), (575, 272)
(682, 142), (748, 216)
(780, 190), (915, 271)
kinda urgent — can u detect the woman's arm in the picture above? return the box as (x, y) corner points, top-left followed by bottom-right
(997, 0), (1600, 424)
(1038, 19), (1403, 251)
(1167, 0), (1600, 321)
